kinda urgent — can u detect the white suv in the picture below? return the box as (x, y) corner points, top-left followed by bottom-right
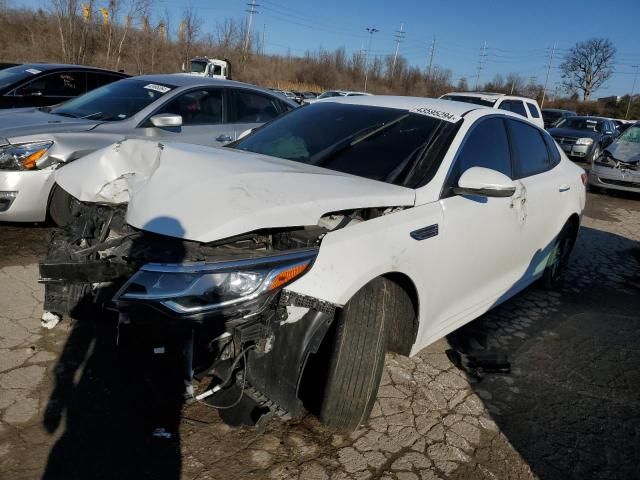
(441, 92), (544, 129)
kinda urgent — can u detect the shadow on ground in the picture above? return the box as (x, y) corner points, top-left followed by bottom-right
(448, 226), (640, 480)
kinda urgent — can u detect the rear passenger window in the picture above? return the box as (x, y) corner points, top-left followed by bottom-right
(499, 100), (528, 118)
(509, 119), (551, 177)
(526, 102), (540, 118)
(448, 117), (512, 189)
(230, 90), (282, 123)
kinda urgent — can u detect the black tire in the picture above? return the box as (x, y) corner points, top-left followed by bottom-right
(542, 221), (577, 289)
(47, 184), (74, 227)
(319, 277), (409, 430)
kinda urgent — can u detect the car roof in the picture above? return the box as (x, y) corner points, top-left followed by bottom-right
(444, 91), (537, 102)
(15, 63), (127, 74)
(542, 108), (573, 113)
(319, 95), (485, 116)
(138, 74), (271, 89)
(570, 116), (607, 121)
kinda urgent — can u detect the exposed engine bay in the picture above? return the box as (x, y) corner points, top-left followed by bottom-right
(40, 188), (394, 423)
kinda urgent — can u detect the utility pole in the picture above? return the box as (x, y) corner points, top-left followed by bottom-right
(391, 23), (405, 78)
(244, 0), (258, 53)
(427, 36), (436, 79)
(625, 65), (639, 119)
(540, 42), (556, 108)
(363, 26), (379, 92)
(474, 41), (487, 91)
(261, 23), (266, 55)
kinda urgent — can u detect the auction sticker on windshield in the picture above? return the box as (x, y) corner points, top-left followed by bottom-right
(144, 84), (171, 94)
(410, 107), (460, 123)
(25, 69), (41, 75)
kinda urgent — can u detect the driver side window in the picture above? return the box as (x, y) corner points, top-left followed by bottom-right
(156, 89), (223, 125)
(444, 117), (512, 196)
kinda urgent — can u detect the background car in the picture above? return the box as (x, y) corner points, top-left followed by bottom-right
(44, 96), (585, 431)
(304, 90), (372, 104)
(589, 122), (640, 194)
(0, 64), (128, 109)
(548, 116), (619, 163)
(0, 75), (297, 222)
(440, 92), (544, 129)
(542, 108), (576, 128)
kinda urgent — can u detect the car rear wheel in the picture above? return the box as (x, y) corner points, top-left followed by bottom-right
(319, 277), (406, 430)
(542, 221), (576, 289)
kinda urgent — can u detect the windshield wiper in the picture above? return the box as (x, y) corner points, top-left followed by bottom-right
(309, 114), (410, 166)
(51, 111), (79, 118)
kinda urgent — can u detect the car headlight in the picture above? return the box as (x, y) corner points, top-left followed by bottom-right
(575, 138), (594, 146)
(0, 141), (53, 171)
(114, 249), (316, 315)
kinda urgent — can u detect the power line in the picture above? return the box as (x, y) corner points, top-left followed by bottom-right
(475, 41), (487, 90)
(427, 36), (436, 78)
(625, 65), (639, 119)
(541, 42), (556, 108)
(244, 0), (259, 53)
(391, 23), (405, 79)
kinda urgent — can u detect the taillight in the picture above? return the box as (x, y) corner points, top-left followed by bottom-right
(580, 172), (588, 186)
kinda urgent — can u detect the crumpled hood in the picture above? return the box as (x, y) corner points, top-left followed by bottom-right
(605, 140), (640, 164)
(55, 139), (416, 243)
(548, 127), (600, 140)
(0, 108), (99, 140)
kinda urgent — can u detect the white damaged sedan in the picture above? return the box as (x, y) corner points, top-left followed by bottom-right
(40, 96), (586, 430)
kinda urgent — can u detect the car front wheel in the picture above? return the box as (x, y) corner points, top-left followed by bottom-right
(318, 277), (408, 430)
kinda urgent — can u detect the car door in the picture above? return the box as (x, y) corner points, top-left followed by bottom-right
(433, 116), (525, 329)
(145, 87), (236, 147)
(228, 88), (292, 138)
(507, 118), (565, 282)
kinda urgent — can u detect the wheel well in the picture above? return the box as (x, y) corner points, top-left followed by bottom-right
(382, 272), (419, 356)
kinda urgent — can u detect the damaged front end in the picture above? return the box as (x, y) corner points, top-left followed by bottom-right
(590, 149), (640, 193)
(39, 189), (386, 422)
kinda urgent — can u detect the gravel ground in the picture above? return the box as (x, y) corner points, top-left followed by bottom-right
(0, 190), (638, 480)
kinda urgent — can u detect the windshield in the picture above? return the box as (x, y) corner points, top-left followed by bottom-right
(190, 61), (207, 73)
(619, 125), (640, 144)
(233, 102), (460, 187)
(543, 111), (563, 122)
(0, 65), (39, 90)
(318, 91), (345, 99)
(441, 95), (495, 107)
(50, 79), (175, 121)
(556, 117), (603, 132)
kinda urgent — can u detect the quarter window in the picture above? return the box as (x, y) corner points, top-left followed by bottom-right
(509, 119), (551, 177)
(449, 117), (512, 187)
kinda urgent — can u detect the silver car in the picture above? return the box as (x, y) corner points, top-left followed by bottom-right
(589, 122), (640, 194)
(0, 75), (297, 221)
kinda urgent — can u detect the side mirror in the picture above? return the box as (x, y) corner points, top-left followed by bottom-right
(150, 113), (182, 128)
(237, 128), (254, 140)
(453, 167), (516, 198)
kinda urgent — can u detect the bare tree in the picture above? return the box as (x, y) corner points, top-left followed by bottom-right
(560, 38), (616, 101)
(178, 6), (202, 69)
(456, 77), (469, 91)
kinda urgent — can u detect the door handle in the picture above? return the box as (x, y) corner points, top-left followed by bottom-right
(216, 134), (232, 142)
(559, 185), (571, 192)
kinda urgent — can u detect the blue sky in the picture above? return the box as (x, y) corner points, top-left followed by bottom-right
(16, 0), (640, 96)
